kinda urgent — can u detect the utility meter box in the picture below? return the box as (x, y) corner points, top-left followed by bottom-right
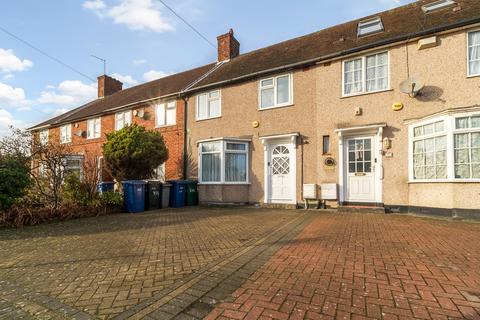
(303, 184), (317, 199)
(320, 183), (337, 200)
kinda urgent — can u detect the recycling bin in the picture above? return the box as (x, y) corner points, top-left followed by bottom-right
(97, 181), (114, 194)
(122, 180), (146, 213)
(145, 181), (161, 211)
(169, 180), (187, 208)
(185, 180), (198, 206)
(161, 183), (172, 208)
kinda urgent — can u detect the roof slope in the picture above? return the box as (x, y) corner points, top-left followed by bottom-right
(190, 0), (480, 89)
(30, 63), (216, 130)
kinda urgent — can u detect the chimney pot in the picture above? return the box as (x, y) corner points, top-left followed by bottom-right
(217, 29), (240, 62)
(97, 75), (123, 98)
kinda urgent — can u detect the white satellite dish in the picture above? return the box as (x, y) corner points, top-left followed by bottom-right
(400, 77), (425, 98)
(74, 130), (84, 137)
(137, 109), (145, 118)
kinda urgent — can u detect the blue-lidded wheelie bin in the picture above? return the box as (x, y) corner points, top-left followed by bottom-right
(122, 180), (147, 213)
(169, 180), (187, 208)
(97, 181), (115, 194)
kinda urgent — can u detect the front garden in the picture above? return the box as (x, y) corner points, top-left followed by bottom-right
(0, 124), (168, 228)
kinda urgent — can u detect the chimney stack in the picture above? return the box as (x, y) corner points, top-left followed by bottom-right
(97, 75), (123, 98)
(217, 29), (240, 62)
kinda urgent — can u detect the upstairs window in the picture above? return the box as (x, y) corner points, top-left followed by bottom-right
(87, 117), (101, 139)
(421, 0), (456, 13)
(468, 30), (480, 77)
(199, 140), (249, 184)
(60, 124), (72, 144)
(343, 52), (389, 96)
(115, 110), (132, 130)
(156, 101), (176, 127)
(196, 90), (221, 120)
(259, 74), (293, 109)
(39, 129), (49, 145)
(358, 17), (384, 37)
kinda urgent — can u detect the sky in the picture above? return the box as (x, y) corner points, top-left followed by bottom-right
(0, 0), (416, 136)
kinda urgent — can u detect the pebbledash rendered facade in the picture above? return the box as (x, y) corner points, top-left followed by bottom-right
(30, 0), (480, 217)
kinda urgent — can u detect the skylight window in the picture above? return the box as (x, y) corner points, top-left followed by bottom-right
(358, 17), (384, 37)
(421, 0), (456, 13)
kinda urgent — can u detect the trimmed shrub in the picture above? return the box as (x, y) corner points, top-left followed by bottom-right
(0, 157), (31, 211)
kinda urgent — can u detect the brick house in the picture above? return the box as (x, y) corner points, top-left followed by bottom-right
(29, 64), (215, 181)
(182, 0), (480, 217)
(31, 0), (480, 217)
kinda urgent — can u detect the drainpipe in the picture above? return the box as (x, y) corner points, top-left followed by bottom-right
(182, 96), (189, 180)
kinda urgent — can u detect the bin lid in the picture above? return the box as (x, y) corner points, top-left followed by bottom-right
(122, 180), (147, 185)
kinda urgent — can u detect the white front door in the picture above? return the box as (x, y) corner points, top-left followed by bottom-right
(345, 136), (376, 203)
(268, 144), (294, 203)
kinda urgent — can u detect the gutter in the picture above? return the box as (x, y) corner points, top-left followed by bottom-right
(183, 16), (480, 94)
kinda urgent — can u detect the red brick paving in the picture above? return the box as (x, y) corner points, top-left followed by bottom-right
(207, 213), (480, 320)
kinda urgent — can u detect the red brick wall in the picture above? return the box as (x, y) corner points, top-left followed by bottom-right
(42, 98), (185, 181)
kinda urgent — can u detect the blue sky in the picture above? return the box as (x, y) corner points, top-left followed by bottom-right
(0, 0), (415, 136)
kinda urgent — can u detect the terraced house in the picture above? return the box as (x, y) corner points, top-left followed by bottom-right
(31, 0), (480, 217)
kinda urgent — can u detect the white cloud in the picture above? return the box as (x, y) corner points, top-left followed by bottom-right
(83, 0), (106, 10)
(0, 49), (33, 73)
(133, 59), (146, 65)
(37, 80), (97, 106)
(0, 109), (25, 137)
(84, 0), (174, 33)
(0, 82), (29, 108)
(111, 73), (138, 86)
(143, 70), (172, 82)
(52, 107), (72, 117)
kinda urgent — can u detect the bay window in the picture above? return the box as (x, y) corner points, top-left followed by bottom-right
(199, 140), (249, 184)
(343, 52), (389, 96)
(454, 115), (480, 178)
(259, 74), (292, 109)
(468, 30), (480, 77)
(409, 112), (480, 181)
(156, 101), (176, 127)
(115, 110), (132, 130)
(60, 124), (72, 144)
(196, 90), (221, 120)
(87, 117), (101, 139)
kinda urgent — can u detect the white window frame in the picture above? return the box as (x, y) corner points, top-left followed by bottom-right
(258, 73), (293, 110)
(408, 112), (480, 182)
(198, 139), (249, 184)
(342, 51), (390, 97)
(64, 155), (84, 179)
(39, 129), (49, 145)
(357, 17), (384, 37)
(156, 101), (176, 127)
(87, 117), (101, 139)
(422, 0), (456, 13)
(467, 30), (480, 78)
(115, 110), (132, 131)
(60, 124), (72, 144)
(196, 90), (221, 121)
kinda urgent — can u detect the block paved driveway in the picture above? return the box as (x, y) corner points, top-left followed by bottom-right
(0, 209), (479, 319)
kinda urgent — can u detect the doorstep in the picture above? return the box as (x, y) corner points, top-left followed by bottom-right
(338, 205), (386, 214)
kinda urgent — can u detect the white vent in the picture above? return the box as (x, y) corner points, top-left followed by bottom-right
(422, 0), (456, 13)
(358, 17), (384, 37)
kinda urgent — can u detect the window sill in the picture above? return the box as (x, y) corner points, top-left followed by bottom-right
(341, 88), (393, 99)
(408, 179), (480, 184)
(155, 124), (177, 129)
(467, 74), (480, 79)
(86, 137), (101, 140)
(258, 103), (294, 111)
(198, 182), (251, 185)
(196, 116), (222, 122)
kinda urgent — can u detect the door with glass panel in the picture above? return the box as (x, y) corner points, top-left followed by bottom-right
(268, 144), (294, 202)
(345, 137), (375, 202)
